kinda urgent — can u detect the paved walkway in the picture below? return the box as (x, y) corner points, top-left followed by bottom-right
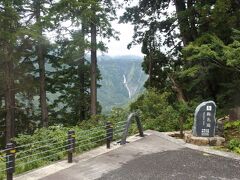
(37, 130), (240, 180)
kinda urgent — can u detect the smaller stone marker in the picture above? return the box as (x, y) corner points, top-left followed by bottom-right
(192, 101), (216, 137)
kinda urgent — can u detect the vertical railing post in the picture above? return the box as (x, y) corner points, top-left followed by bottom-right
(135, 115), (144, 137)
(106, 122), (113, 149)
(67, 130), (75, 163)
(6, 143), (15, 180)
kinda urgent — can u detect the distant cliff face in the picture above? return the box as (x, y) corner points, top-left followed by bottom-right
(97, 55), (147, 112)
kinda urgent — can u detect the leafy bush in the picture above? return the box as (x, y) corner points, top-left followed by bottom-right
(227, 138), (240, 154)
(12, 126), (71, 175)
(0, 110), (136, 180)
(183, 115), (194, 130)
(130, 89), (180, 132)
(106, 108), (128, 125)
(224, 120), (240, 154)
(224, 120), (240, 130)
(130, 89), (196, 132)
(0, 121), (111, 179)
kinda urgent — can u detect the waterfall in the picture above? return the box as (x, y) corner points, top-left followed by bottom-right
(123, 74), (131, 99)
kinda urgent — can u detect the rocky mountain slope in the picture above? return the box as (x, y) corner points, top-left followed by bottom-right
(98, 55), (147, 112)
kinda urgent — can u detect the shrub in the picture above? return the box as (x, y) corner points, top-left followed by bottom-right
(228, 138), (240, 154)
(0, 121), (109, 179)
(224, 120), (240, 130)
(130, 89), (179, 132)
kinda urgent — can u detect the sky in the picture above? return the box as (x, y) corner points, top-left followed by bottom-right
(104, 1), (178, 57)
(104, 1), (175, 57)
(47, 1), (176, 57)
(46, 0), (143, 57)
(102, 1), (143, 57)
(102, 20), (143, 57)
(49, 6), (143, 57)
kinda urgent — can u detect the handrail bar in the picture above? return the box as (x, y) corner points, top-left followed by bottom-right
(120, 112), (144, 145)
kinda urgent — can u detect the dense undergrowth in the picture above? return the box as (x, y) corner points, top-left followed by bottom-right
(130, 89), (194, 132)
(224, 120), (240, 154)
(0, 113), (137, 180)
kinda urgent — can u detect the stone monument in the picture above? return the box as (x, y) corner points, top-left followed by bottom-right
(192, 101), (216, 137)
(184, 101), (225, 146)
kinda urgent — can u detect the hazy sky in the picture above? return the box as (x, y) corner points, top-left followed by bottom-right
(102, 2), (143, 57)
(103, 20), (143, 57)
(48, 1), (175, 57)
(48, 1), (143, 57)
(105, 1), (176, 57)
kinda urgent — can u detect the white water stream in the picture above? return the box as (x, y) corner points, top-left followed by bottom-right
(123, 74), (131, 99)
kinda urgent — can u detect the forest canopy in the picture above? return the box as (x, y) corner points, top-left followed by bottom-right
(121, 0), (240, 112)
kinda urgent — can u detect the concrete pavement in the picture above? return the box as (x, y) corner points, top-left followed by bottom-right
(99, 148), (240, 180)
(41, 131), (240, 180)
(16, 130), (240, 180)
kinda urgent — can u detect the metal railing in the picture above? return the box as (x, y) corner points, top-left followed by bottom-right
(0, 114), (144, 180)
(121, 112), (144, 145)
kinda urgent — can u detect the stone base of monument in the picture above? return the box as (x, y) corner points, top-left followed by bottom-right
(184, 132), (225, 146)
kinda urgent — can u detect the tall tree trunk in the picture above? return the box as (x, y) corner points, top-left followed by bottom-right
(170, 76), (187, 103)
(170, 76), (187, 138)
(174, 0), (193, 45)
(38, 45), (48, 127)
(90, 20), (97, 116)
(79, 57), (85, 120)
(187, 0), (198, 40)
(35, 2), (48, 127)
(148, 52), (153, 87)
(79, 23), (86, 121)
(4, 48), (15, 143)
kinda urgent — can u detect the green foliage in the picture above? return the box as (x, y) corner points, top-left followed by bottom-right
(0, 122), (109, 179)
(105, 108), (128, 126)
(121, 0), (240, 117)
(142, 51), (171, 89)
(224, 120), (240, 154)
(1, 1), (240, 176)
(181, 33), (240, 110)
(78, 115), (105, 130)
(105, 107), (143, 136)
(224, 120), (240, 130)
(183, 115), (194, 130)
(227, 139), (240, 154)
(0, 126), (68, 179)
(130, 89), (180, 132)
(0, 107), (137, 179)
(0, 0), (119, 142)
(224, 40), (240, 67)
(183, 34), (225, 62)
(0, 0), (43, 139)
(48, 34), (102, 125)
